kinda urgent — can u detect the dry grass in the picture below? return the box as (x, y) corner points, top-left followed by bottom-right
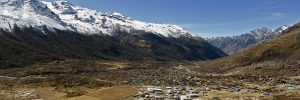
(34, 87), (66, 100)
(63, 87), (139, 100)
(0, 86), (139, 100)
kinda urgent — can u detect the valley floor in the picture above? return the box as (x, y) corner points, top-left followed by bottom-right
(0, 60), (299, 100)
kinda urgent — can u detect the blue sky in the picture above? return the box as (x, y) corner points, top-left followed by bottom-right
(44, 0), (300, 37)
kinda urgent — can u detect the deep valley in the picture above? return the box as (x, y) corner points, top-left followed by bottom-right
(0, 0), (300, 100)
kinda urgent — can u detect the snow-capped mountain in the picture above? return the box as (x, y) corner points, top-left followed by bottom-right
(45, 1), (192, 37)
(0, 0), (192, 37)
(0, 0), (67, 32)
(208, 25), (290, 55)
(0, 0), (226, 68)
(273, 25), (290, 35)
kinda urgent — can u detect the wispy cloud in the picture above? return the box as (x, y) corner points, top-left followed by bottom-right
(271, 12), (286, 18)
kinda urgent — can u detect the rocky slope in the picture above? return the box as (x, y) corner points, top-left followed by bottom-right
(208, 26), (290, 55)
(0, 0), (226, 68)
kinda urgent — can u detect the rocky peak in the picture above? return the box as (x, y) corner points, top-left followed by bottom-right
(51, 0), (77, 14)
(273, 25), (290, 34)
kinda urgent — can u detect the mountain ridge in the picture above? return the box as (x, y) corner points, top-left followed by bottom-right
(0, 0), (227, 68)
(0, 0), (194, 38)
(207, 25), (290, 55)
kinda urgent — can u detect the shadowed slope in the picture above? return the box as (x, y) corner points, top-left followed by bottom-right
(0, 25), (226, 68)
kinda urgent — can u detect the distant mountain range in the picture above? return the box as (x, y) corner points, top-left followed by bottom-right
(0, 0), (226, 68)
(195, 22), (300, 76)
(207, 25), (290, 55)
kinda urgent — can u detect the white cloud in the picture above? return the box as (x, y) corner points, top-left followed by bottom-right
(271, 12), (286, 18)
